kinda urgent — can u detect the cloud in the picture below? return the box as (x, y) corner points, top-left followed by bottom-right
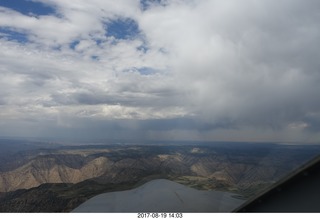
(0, 0), (320, 143)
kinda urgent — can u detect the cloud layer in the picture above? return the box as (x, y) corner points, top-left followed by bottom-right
(0, 0), (320, 143)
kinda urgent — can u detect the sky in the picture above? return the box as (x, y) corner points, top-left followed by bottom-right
(0, 0), (320, 143)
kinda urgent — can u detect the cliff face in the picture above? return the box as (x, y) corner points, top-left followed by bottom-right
(0, 143), (319, 212)
(0, 156), (112, 192)
(0, 144), (317, 193)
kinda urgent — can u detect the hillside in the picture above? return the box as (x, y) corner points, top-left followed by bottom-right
(0, 141), (319, 212)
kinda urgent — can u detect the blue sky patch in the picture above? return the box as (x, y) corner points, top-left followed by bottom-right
(105, 18), (140, 40)
(94, 39), (104, 46)
(0, 28), (29, 43)
(137, 67), (157, 75)
(91, 55), (99, 61)
(0, 0), (56, 16)
(69, 40), (80, 50)
(137, 40), (150, 53)
(140, 0), (163, 10)
(123, 67), (157, 75)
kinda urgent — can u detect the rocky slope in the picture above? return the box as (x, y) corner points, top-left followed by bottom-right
(0, 180), (138, 212)
(0, 144), (319, 194)
(0, 156), (111, 192)
(0, 142), (319, 212)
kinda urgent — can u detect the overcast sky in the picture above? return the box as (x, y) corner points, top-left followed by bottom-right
(0, 0), (319, 143)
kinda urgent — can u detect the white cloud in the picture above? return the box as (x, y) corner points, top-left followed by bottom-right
(0, 0), (320, 142)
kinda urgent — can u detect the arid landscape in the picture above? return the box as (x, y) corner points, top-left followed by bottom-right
(1, 0), (320, 215)
(0, 139), (319, 212)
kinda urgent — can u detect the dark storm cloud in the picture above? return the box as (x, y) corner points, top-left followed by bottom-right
(0, 97), (6, 105)
(137, 118), (236, 131)
(303, 114), (320, 132)
(50, 81), (184, 108)
(1, 0), (320, 142)
(165, 0), (320, 133)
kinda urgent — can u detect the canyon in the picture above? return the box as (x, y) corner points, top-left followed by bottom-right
(0, 140), (319, 212)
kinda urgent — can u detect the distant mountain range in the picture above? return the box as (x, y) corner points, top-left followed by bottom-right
(0, 139), (319, 212)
